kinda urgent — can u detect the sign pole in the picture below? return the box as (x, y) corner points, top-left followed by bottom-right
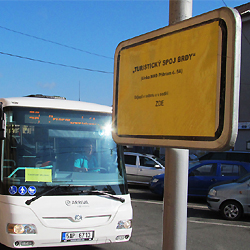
(163, 148), (189, 250)
(162, 1), (192, 250)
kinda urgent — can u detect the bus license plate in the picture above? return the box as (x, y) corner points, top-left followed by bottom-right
(62, 231), (94, 242)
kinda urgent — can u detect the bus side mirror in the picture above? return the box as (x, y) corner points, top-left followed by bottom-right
(0, 102), (6, 139)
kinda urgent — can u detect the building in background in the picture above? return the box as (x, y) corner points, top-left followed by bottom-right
(235, 3), (250, 151)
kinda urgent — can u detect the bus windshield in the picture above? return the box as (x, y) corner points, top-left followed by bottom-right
(1, 107), (127, 196)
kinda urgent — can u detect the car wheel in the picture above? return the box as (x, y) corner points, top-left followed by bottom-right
(220, 200), (243, 221)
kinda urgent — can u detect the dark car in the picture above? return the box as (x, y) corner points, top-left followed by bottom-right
(199, 151), (250, 163)
(150, 173), (165, 196)
(150, 160), (250, 197)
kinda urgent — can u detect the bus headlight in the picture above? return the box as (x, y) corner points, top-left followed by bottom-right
(116, 219), (132, 229)
(7, 224), (37, 234)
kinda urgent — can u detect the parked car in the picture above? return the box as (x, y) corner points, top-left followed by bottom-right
(124, 152), (165, 185)
(150, 173), (165, 196)
(207, 172), (250, 220)
(188, 160), (250, 197)
(199, 151), (250, 163)
(159, 153), (198, 162)
(149, 160), (250, 197)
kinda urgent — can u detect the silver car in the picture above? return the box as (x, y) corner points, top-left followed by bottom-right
(207, 172), (250, 220)
(124, 152), (165, 185)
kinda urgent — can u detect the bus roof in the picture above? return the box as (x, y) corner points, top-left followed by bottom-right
(0, 97), (112, 113)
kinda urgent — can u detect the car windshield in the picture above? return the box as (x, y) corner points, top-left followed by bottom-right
(236, 172), (250, 183)
(150, 155), (165, 166)
(189, 161), (201, 169)
(1, 107), (127, 195)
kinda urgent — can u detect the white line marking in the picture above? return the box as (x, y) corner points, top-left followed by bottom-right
(188, 219), (250, 229)
(188, 204), (208, 210)
(132, 199), (208, 209)
(132, 199), (163, 205)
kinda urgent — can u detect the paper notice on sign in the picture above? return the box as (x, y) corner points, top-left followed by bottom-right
(117, 21), (221, 138)
(25, 169), (52, 182)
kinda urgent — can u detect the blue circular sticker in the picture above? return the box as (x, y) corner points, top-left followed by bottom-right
(28, 186), (36, 195)
(18, 186), (27, 195)
(9, 186), (17, 195)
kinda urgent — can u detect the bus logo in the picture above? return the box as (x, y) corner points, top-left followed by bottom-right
(65, 200), (89, 206)
(74, 215), (82, 221)
(65, 200), (71, 206)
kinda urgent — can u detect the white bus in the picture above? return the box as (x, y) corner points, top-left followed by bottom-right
(0, 95), (132, 248)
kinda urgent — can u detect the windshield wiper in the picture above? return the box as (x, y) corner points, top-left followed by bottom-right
(25, 185), (125, 205)
(81, 190), (125, 203)
(25, 185), (69, 205)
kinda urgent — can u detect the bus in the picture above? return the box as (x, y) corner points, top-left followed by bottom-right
(0, 95), (132, 248)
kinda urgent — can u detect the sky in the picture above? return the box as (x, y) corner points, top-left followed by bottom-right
(0, 0), (248, 106)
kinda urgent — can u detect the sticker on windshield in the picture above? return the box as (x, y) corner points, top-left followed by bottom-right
(28, 186), (36, 195)
(9, 186), (17, 195)
(25, 168), (52, 183)
(18, 186), (27, 195)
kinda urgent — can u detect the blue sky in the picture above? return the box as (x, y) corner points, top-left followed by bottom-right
(0, 0), (248, 106)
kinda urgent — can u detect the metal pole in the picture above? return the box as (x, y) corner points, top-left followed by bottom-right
(162, 148), (189, 250)
(162, 1), (192, 250)
(169, 0), (193, 24)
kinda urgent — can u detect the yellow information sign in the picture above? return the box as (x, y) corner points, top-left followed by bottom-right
(118, 21), (220, 137)
(113, 7), (241, 150)
(25, 168), (52, 182)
